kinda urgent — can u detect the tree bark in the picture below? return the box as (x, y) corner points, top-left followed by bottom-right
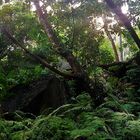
(105, 0), (140, 49)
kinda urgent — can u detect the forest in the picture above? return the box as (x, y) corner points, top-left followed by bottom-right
(0, 0), (140, 139)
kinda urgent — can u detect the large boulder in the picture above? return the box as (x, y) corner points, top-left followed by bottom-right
(0, 75), (69, 115)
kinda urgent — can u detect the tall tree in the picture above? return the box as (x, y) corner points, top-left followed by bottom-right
(32, 0), (106, 106)
(103, 16), (120, 62)
(105, 0), (140, 49)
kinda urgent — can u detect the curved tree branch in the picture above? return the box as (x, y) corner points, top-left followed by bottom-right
(1, 28), (76, 79)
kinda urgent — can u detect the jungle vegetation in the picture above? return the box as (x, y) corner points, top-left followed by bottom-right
(0, 0), (140, 139)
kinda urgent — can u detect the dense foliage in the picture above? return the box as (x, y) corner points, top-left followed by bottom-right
(0, 0), (140, 139)
(0, 69), (140, 140)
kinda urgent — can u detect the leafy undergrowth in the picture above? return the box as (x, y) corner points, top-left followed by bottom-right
(0, 65), (140, 140)
(0, 92), (139, 140)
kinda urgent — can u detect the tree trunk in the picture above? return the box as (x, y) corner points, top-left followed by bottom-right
(105, 0), (140, 49)
(119, 33), (123, 61)
(103, 18), (120, 62)
(102, 15), (119, 62)
(104, 28), (119, 62)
